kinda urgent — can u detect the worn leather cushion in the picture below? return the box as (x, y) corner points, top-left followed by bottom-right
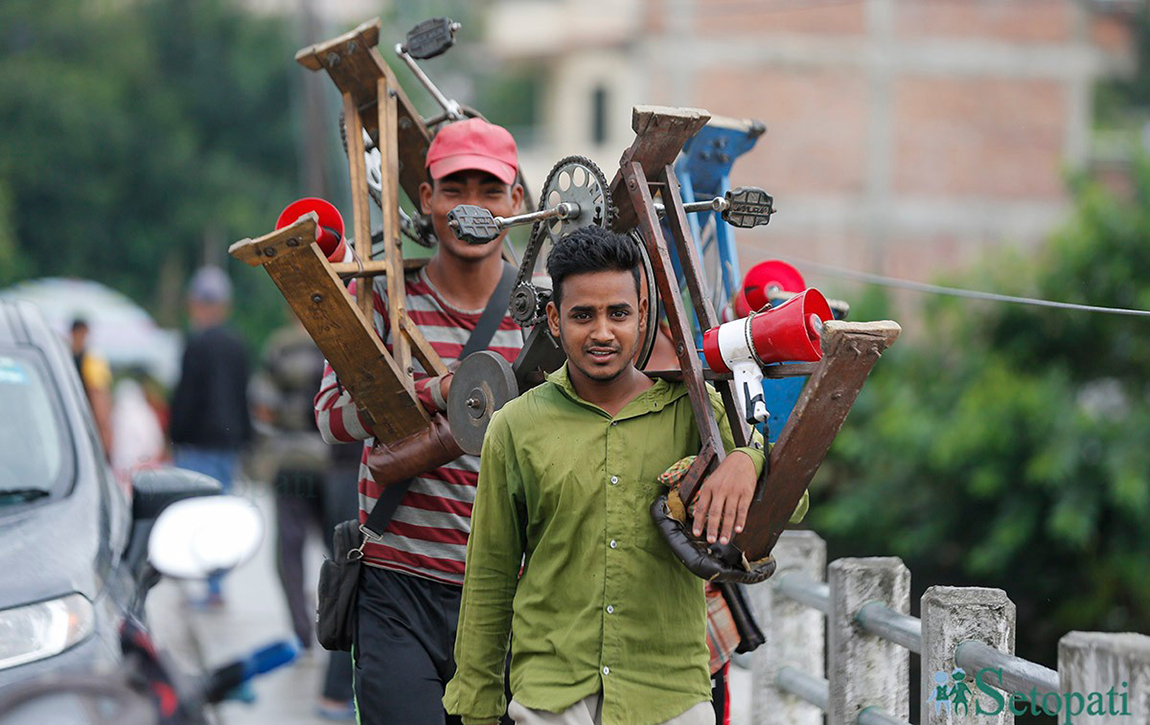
(365, 413), (464, 487)
(650, 494), (776, 584)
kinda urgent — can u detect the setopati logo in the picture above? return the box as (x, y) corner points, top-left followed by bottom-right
(926, 667), (1132, 722)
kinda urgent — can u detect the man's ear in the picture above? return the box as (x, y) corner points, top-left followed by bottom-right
(638, 294), (649, 333)
(419, 181), (433, 215)
(511, 182), (525, 212)
(546, 299), (561, 339)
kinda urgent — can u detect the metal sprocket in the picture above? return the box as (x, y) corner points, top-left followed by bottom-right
(511, 156), (614, 326)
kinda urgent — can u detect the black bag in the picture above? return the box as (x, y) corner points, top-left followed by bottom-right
(316, 519), (365, 651)
(314, 263), (518, 652)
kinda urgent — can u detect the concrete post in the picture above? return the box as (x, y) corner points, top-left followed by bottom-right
(1059, 632), (1150, 724)
(828, 557), (911, 724)
(921, 587), (1015, 725)
(749, 530), (826, 725)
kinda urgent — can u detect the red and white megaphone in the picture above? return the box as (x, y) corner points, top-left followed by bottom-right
(703, 288), (833, 424)
(275, 198), (353, 264)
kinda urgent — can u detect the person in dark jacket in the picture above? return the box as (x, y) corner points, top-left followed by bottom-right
(169, 264), (253, 606)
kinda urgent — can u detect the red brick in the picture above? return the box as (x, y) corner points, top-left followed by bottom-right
(894, 0), (1074, 44)
(892, 77), (1067, 199)
(694, 0), (867, 36)
(697, 66), (869, 196)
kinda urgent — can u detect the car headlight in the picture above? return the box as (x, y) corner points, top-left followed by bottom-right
(0, 593), (95, 670)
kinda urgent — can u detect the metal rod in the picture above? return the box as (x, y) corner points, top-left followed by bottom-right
(776, 666), (829, 711)
(394, 44), (463, 121)
(858, 706), (912, 725)
(775, 572), (831, 615)
(653, 197), (728, 216)
(955, 640), (1060, 696)
(856, 602), (923, 654)
(496, 202), (579, 230)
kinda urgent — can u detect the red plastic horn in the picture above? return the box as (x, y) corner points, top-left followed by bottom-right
(276, 198), (347, 262)
(704, 288), (832, 373)
(733, 260), (807, 318)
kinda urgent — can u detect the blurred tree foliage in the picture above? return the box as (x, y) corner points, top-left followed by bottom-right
(0, 0), (297, 346)
(811, 166), (1150, 663)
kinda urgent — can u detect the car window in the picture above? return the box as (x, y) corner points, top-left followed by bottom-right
(0, 353), (67, 502)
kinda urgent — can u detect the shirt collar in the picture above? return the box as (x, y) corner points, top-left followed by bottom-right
(545, 362), (689, 420)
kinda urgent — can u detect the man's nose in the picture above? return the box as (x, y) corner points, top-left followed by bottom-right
(590, 315), (614, 343)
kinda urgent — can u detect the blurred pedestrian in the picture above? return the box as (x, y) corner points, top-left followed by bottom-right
(169, 265), (252, 606)
(111, 376), (165, 473)
(70, 318), (114, 460)
(251, 313), (356, 719)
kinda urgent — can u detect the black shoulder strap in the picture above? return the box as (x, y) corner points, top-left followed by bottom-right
(361, 477), (413, 540)
(460, 263), (517, 359)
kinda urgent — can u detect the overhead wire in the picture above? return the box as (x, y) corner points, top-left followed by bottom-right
(768, 254), (1150, 319)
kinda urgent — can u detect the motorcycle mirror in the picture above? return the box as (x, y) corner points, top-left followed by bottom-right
(147, 496), (264, 580)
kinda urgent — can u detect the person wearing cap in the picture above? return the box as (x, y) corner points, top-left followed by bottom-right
(314, 118), (525, 724)
(169, 265), (253, 606)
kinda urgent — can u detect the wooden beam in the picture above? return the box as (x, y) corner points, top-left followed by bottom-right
(228, 217), (430, 442)
(609, 106), (711, 232)
(733, 320), (901, 561)
(624, 159), (723, 502)
(295, 18), (432, 206)
(378, 76), (411, 383)
(342, 91), (374, 320)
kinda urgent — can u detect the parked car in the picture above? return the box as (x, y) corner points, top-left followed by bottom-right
(0, 299), (217, 689)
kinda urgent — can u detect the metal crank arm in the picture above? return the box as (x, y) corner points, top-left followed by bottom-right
(396, 18), (465, 123)
(655, 186), (776, 229)
(446, 202), (582, 244)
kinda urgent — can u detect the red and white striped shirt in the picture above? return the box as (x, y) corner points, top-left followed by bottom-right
(314, 268), (523, 585)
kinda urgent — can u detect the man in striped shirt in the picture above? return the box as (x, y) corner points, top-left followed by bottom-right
(315, 118), (524, 724)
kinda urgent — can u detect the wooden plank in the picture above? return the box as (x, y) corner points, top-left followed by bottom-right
(379, 76), (411, 383)
(228, 218), (430, 442)
(342, 92), (374, 320)
(660, 165), (750, 450)
(624, 159), (723, 501)
(733, 320), (901, 561)
(295, 19), (432, 206)
(329, 257), (430, 276)
(399, 312), (448, 378)
(610, 106), (711, 232)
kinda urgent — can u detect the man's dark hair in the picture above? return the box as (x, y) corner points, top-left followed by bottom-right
(71, 318), (89, 332)
(546, 226), (641, 306)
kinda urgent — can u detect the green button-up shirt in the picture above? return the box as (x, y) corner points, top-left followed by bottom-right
(445, 364), (804, 725)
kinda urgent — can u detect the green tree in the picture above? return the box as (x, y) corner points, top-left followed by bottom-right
(812, 163), (1150, 665)
(0, 0), (298, 347)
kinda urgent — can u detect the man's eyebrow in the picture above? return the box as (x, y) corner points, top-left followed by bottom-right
(607, 303), (634, 312)
(567, 304), (595, 314)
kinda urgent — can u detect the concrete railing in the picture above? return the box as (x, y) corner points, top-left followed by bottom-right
(747, 531), (1150, 724)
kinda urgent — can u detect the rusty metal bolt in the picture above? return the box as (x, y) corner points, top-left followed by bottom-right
(311, 293), (323, 303)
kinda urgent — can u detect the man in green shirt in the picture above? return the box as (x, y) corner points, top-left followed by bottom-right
(445, 226), (804, 725)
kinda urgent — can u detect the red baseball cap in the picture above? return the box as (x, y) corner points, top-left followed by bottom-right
(425, 118), (518, 185)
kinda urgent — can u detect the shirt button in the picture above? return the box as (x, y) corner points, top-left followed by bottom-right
(611, 421), (618, 427)
(610, 475), (619, 485)
(603, 666), (610, 676)
(606, 605), (614, 614)
(609, 539), (618, 549)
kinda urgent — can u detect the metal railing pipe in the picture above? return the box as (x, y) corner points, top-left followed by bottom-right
(856, 601), (923, 654)
(858, 706), (912, 725)
(955, 640), (1060, 696)
(776, 572), (831, 615)
(776, 666), (829, 711)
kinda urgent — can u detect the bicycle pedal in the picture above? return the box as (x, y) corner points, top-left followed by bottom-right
(723, 187), (775, 228)
(405, 17), (458, 60)
(447, 205), (500, 244)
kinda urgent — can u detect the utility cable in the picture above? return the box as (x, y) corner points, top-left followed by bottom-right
(770, 254), (1150, 319)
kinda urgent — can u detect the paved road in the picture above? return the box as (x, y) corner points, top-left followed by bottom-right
(149, 477), (754, 725)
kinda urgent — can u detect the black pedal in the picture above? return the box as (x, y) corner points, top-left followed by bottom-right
(404, 17), (458, 60)
(723, 187), (775, 229)
(447, 205), (500, 244)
